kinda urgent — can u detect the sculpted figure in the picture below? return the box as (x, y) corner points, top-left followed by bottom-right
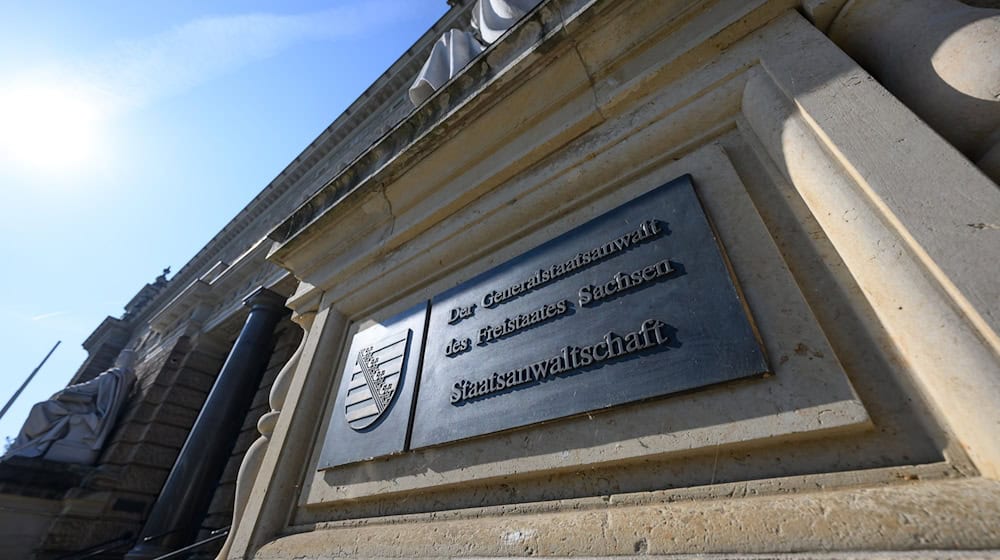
(408, 0), (544, 106)
(3, 350), (136, 465)
(409, 28), (484, 105)
(471, 0), (542, 43)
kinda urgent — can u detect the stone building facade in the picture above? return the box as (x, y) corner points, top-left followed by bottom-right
(2, 0), (1000, 558)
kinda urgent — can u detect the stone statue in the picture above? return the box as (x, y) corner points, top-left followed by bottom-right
(408, 0), (543, 106)
(155, 266), (170, 287)
(471, 0), (542, 44)
(409, 28), (485, 106)
(3, 350), (136, 465)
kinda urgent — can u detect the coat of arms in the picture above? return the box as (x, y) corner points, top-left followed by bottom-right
(344, 329), (411, 430)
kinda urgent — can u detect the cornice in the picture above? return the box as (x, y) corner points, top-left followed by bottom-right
(81, 316), (130, 351)
(266, 0), (575, 252)
(147, 239), (294, 336)
(263, 0), (806, 311)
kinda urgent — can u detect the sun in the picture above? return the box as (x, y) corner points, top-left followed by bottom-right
(0, 82), (108, 176)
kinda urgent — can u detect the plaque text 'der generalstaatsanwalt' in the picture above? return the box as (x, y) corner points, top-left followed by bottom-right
(410, 175), (769, 449)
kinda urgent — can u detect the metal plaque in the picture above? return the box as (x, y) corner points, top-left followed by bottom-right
(318, 301), (428, 469)
(409, 175), (769, 449)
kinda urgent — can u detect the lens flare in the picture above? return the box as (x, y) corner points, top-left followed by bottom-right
(0, 83), (108, 176)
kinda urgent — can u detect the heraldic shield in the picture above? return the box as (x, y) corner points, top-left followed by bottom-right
(318, 301), (428, 469)
(345, 330), (411, 431)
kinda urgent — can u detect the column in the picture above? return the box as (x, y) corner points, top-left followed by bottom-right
(214, 311), (312, 560)
(125, 288), (288, 560)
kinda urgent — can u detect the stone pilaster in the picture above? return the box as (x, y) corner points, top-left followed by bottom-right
(213, 311), (312, 560)
(824, 0), (1000, 182)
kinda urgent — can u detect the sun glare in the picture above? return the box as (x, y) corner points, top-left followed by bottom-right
(0, 83), (108, 176)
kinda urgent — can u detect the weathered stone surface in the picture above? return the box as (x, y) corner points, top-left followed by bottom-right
(301, 139), (869, 509)
(208, 483), (236, 514)
(114, 421), (190, 449)
(116, 464), (170, 495)
(133, 401), (201, 428)
(827, 0), (1000, 182)
(229, 0), (1000, 558)
(250, 383), (272, 411)
(231, 429), (260, 463)
(103, 441), (184, 471)
(242, 404), (268, 432)
(0, 457), (88, 498)
(0, 494), (62, 559)
(256, 479), (1000, 558)
(37, 517), (140, 552)
(112, 493), (151, 515)
(174, 367), (219, 393)
(157, 383), (210, 410)
(180, 349), (228, 375)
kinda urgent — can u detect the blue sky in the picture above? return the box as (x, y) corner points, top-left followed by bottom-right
(0, 0), (448, 442)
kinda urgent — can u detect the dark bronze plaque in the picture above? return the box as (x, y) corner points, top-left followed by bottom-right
(409, 175), (768, 449)
(318, 301), (428, 468)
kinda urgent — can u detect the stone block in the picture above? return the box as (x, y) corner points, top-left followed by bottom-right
(132, 442), (183, 471)
(110, 491), (152, 516)
(156, 402), (201, 429)
(242, 403), (267, 431)
(174, 366), (218, 392)
(180, 348), (227, 374)
(138, 383), (168, 405)
(105, 441), (181, 471)
(137, 368), (175, 391)
(218, 455), (241, 486)
(231, 427), (259, 458)
(38, 517), (139, 553)
(112, 421), (189, 448)
(132, 351), (169, 379)
(207, 482), (236, 514)
(0, 458), (88, 499)
(250, 384), (271, 410)
(162, 383), (209, 410)
(125, 401), (159, 424)
(128, 400), (199, 428)
(143, 422), (190, 448)
(99, 440), (140, 465)
(117, 464), (170, 495)
(0, 494), (62, 559)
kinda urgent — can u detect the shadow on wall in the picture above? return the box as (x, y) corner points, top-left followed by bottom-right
(742, 3), (1000, 481)
(825, 0), (1000, 181)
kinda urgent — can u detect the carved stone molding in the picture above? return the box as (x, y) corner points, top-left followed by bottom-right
(826, 0), (1000, 182)
(215, 310), (314, 560)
